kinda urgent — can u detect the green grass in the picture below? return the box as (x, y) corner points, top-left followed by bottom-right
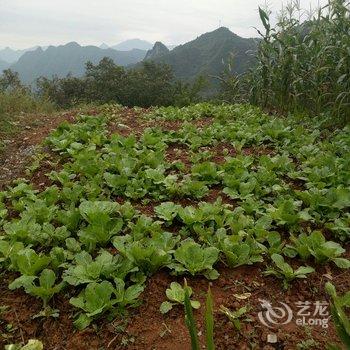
(0, 90), (54, 134)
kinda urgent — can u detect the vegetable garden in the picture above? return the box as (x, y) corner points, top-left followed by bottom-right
(0, 103), (349, 349)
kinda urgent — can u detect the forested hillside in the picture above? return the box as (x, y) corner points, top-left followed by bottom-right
(144, 27), (258, 82)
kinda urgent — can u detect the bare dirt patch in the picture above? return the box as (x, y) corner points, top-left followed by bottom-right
(108, 108), (185, 137)
(107, 108), (149, 137)
(242, 146), (276, 157)
(165, 143), (191, 170)
(0, 112), (77, 190)
(29, 153), (59, 190)
(193, 116), (214, 129)
(1, 263), (347, 349)
(204, 186), (235, 205)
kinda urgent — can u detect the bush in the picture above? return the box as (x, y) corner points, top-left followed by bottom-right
(36, 58), (206, 108)
(0, 70), (55, 135)
(0, 89), (54, 117)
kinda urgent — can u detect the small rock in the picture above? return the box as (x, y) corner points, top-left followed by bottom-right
(232, 301), (240, 309)
(267, 333), (277, 343)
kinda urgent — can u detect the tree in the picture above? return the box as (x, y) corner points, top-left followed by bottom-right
(36, 75), (86, 108)
(0, 69), (23, 91)
(35, 57), (206, 108)
(126, 62), (175, 107)
(85, 57), (128, 104)
(173, 76), (207, 106)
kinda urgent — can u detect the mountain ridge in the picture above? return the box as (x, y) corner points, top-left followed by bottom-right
(5, 28), (258, 87)
(0, 46), (40, 64)
(112, 39), (153, 51)
(144, 42), (169, 61)
(10, 42), (147, 83)
(143, 27), (258, 82)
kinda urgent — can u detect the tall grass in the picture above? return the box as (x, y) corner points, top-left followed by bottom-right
(204, 286), (215, 350)
(0, 89), (55, 134)
(0, 89), (54, 116)
(183, 281), (215, 350)
(249, 0), (350, 121)
(183, 280), (200, 350)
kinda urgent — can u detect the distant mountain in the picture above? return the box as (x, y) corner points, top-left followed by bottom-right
(0, 46), (39, 64)
(144, 42), (169, 61)
(0, 59), (10, 72)
(144, 27), (258, 82)
(112, 39), (153, 51)
(10, 42), (147, 84)
(99, 43), (109, 49)
(6, 28), (258, 88)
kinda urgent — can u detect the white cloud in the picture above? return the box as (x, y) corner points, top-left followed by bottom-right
(0, 0), (328, 49)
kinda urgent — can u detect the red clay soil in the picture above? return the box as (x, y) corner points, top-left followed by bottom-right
(107, 108), (147, 137)
(28, 154), (59, 190)
(108, 108), (186, 138)
(0, 108), (349, 349)
(0, 111), (77, 190)
(1, 262), (348, 349)
(165, 144), (192, 170)
(202, 142), (237, 164)
(204, 186), (235, 205)
(242, 146), (276, 157)
(107, 109), (213, 138)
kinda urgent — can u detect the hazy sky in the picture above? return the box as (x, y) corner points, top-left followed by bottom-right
(0, 0), (327, 49)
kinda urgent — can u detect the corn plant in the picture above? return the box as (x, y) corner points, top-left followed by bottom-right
(183, 280), (215, 350)
(184, 279), (200, 350)
(223, 0), (350, 123)
(325, 282), (350, 349)
(205, 286), (215, 350)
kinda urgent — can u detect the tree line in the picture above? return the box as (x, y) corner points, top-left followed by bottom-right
(35, 59), (205, 108)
